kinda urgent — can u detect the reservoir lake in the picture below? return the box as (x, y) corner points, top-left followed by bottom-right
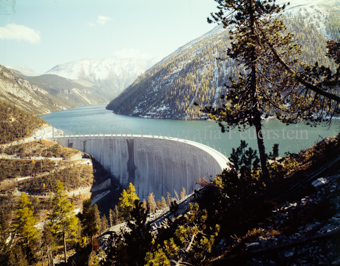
(41, 104), (340, 158)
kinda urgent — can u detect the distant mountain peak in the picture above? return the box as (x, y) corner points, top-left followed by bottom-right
(6, 65), (40, 77)
(45, 56), (161, 99)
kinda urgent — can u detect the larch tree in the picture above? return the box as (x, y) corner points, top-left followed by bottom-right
(147, 192), (157, 214)
(117, 182), (139, 220)
(13, 193), (40, 263)
(204, 0), (340, 182)
(49, 180), (78, 264)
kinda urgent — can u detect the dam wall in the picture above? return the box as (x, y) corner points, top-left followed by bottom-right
(54, 135), (228, 200)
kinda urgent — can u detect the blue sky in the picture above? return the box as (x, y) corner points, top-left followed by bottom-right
(0, 0), (217, 74)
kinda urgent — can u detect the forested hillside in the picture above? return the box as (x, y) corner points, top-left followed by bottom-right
(107, 11), (340, 119)
(0, 100), (45, 144)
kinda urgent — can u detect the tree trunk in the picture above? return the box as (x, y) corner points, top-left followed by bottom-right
(63, 232), (67, 263)
(88, 235), (94, 266)
(41, 246), (44, 266)
(48, 249), (54, 266)
(254, 113), (270, 182)
(249, 0), (270, 183)
(88, 250), (93, 266)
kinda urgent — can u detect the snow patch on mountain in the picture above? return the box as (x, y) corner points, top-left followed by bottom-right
(46, 56), (160, 82)
(45, 56), (161, 99)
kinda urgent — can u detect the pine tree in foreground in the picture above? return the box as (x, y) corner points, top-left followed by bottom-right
(203, 0), (340, 183)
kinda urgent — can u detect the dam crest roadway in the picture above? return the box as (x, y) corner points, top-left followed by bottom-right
(52, 134), (228, 200)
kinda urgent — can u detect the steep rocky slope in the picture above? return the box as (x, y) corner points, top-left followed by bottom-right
(0, 65), (108, 116)
(0, 65), (65, 115)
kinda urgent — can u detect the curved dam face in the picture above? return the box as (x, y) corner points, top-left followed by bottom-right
(54, 135), (228, 200)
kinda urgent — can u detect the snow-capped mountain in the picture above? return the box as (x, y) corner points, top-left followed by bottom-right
(107, 1), (340, 119)
(46, 56), (161, 99)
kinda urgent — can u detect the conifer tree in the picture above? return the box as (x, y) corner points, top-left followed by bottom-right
(180, 187), (187, 199)
(166, 192), (172, 206)
(100, 214), (109, 233)
(109, 208), (114, 227)
(142, 199), (148, 211)
(109, 206), (120, 226)
(13, 193), (39, 263)
(0, 210), (13, 265)
(41, 223), (55, 266)
(147, 192), (157, 213)
(77, 199), (100, 245)
(94, 204), (101, 231)
(159, 196), (167, 209)
(49, 180), (78, 263)
(117, 182), (139, 220)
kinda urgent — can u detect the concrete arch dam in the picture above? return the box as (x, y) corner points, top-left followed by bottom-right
(54, 135), (228, 200)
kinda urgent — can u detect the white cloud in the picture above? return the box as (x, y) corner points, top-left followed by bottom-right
(113, 49), (153, 60)
(0, 24), (41, 44)
(97, 15), (112, 25)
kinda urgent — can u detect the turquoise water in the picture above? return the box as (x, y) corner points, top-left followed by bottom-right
(41, 104), (340, 157)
